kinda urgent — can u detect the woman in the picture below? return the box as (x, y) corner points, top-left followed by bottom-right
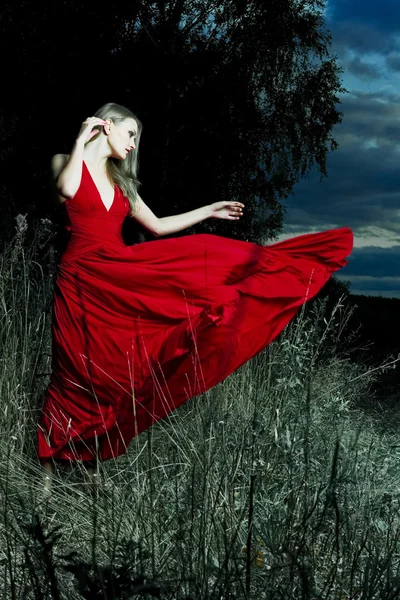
(39, 102), (353, 486)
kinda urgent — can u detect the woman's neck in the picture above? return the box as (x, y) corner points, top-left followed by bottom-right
(83, 138), (110, 170)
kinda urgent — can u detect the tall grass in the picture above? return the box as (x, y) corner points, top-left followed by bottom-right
(1, 217), (400, 599)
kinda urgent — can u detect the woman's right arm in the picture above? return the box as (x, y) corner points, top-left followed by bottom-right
(51, 138), (85, 200)
(51, 116), (108, 199)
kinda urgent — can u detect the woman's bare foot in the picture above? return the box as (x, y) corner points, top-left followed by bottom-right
(41, 461), (54, 496)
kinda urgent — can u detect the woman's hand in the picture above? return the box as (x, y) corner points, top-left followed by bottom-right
(76, 116), (109, 144)
(209, 201), (244, 220)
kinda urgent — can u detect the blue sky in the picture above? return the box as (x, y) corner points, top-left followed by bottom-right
(275, 0), (400, 297)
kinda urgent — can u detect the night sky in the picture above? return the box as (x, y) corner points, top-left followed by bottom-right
(276, 0), (400, 298)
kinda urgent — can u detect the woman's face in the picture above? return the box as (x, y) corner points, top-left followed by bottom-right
(108, 117), (138, 159)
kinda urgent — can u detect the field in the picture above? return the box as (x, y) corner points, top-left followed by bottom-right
(1, 218), (399, 599)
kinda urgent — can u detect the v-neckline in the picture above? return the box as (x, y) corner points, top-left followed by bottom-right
(83, 160), (116, 212)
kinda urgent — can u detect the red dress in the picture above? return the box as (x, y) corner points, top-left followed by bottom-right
(38, 162), (353, 462)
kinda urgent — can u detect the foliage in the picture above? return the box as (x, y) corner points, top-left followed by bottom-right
(1, 0), (344, 244)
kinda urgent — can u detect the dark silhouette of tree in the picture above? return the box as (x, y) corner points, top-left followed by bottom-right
(1, 0), (344, 245)
(116, 0), (345, 242)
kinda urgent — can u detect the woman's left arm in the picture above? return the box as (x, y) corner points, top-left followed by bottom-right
(132, 196), (244, 237)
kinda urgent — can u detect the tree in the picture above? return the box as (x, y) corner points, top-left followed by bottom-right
(1, 0), (344, 245)
(115, 0), (345, 242)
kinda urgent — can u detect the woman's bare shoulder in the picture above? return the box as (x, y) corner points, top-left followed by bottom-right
(51, 153), (70, 179)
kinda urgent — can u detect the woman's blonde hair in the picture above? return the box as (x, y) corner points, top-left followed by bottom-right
(91, 102), (143, 214)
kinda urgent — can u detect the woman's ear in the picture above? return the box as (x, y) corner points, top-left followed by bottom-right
(104, 119), (113, 134)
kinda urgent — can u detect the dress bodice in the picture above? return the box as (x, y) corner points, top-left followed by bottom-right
(61, 161), (131, 263)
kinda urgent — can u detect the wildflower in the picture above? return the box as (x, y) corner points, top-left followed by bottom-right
(15, 213), (28, 235)
(241, 546), (265, 568)
(255, 551), (265, 567)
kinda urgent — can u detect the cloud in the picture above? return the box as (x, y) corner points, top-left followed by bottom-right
(386, 53), (400, 72)
(345, 57), (382, 81)
(345, 246), (400, 277)
(329, 0), (400, 35)
(337, 275), (400, 298)
(325, 0), (400, 56)
(277, 88), (400, 245)
(330, 21), (394, 56)
(337, 246), (400, 298)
